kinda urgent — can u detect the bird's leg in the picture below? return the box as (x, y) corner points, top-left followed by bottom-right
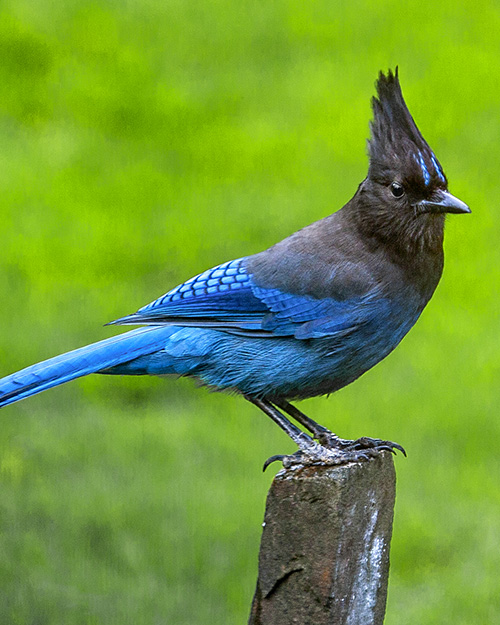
(246, 396), (313, 448)
(245, 396), (402, 470)
(274, 399), (406, 457)
(246, 396), (347, 470)
(273, 399), (336, 442)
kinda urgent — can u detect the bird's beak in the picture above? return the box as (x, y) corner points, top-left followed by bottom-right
(416, 190), (470, 215)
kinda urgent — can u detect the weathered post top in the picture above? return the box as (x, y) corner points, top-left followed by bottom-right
(249, 453), (396, 625)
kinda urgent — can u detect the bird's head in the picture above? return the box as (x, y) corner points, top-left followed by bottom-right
(359, 68), (469, 248)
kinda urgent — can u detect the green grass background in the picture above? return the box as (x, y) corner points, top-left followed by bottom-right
(0, 0), (498, 623)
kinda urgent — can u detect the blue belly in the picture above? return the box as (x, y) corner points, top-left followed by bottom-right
(107, 296), (422, 400)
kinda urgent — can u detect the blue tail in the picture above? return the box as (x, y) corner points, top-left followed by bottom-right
(0, 326), (176, 408)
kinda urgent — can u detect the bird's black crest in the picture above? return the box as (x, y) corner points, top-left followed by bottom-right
(368, 68), (447, 188)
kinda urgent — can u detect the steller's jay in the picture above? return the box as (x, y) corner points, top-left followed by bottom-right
(0, 69), (470, 468)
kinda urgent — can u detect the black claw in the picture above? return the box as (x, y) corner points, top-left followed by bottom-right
(378, 445), (397, 454)
(324, 435), (407, 457)
(394, 443), (407, 457)
(263, 454), (286, 472)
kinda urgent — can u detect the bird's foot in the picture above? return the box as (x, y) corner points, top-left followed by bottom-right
(263, 438), (401, 472)
(316, 431), (406, 457)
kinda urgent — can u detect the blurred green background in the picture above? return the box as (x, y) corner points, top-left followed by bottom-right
(0, 0), (498, 623)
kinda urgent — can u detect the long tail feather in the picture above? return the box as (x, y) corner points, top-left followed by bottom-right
(0, 326), (174, 408)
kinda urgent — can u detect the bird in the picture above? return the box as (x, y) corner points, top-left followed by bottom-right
(0, 69), (470, 469)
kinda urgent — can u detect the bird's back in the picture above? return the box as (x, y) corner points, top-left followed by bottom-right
(248, 196), (444, 308)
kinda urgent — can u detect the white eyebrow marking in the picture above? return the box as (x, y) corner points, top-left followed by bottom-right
(431, 153), (446, 183)
(416, 152), (431, 186)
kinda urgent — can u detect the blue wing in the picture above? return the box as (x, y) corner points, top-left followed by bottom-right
(110, 257), (385, 339)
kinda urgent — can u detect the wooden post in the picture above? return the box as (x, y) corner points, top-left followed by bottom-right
(248, 453), (396, 625)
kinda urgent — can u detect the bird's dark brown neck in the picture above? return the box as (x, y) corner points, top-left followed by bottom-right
(346, 194), (445, 300)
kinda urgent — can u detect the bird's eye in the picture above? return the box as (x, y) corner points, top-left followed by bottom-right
(390, 182), (404, 198)
(391, 182), (405, 197)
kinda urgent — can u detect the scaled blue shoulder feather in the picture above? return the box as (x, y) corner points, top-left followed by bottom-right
(110, 257), (383, 340)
